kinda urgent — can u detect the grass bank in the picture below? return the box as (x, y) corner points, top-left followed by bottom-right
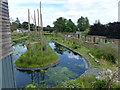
(44, 33), (117, 70)
(44, 33), (119, 88)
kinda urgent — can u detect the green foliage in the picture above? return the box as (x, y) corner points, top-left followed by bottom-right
(12, 33), (28, 40)
(92, 80), (107, 89)
(44, 33), (118, 88)
(66, 19), (77, 32)
(112, 82), (120, 88)
(15, 42), (59, 68)
(22, 22), (28, 30)
(10, 22), (19, 31)
(15, 32), (59, 68)
(53, 17), (77, 32)
(26, 84), (37, 88)
(90, 49), (116, 63)
(71, 44), (81, 49)
(77, 16), (90, 32)
(61, 80), (82, 88)
(46, 67), (78, 86)
(82, 28), (90, 34)
(59, 74), (96, 88)
(53, 17), (67, 32)
(44, 33), (118, 70)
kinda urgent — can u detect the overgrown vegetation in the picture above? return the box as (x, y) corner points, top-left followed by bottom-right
(15, 32), (59, 68)
(11, 32), (28, 40)
(60, 75), (108, 88)
(44, 33), (118, 70)
(44, 33), (119, 88)
(90, 49), (116, 64)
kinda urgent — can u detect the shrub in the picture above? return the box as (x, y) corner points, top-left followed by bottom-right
(71, 44), (81, 49)
(26, 84), (37, 88)
(104, 53), (116, 63)
(61, 80), (82, 88)
(90, 49), (116, 63)
(92, 80), (107, 89)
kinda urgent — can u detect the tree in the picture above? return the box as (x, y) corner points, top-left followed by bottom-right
(53, 17), (67, 32)
(46, 25), (51, 28)
(88, 23), (107, 36)
(30, 24), (35, 31)
(22, 22), (28, 30)
(66, 19), (77, 32)
(88, 21), (120, 39)
(77, 16), (90, 32)
(95, 19), (101, 24)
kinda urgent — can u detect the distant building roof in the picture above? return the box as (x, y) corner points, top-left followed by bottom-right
(76, 31), (82, 34)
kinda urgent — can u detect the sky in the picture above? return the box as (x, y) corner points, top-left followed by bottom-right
(8, 0), (120, 27)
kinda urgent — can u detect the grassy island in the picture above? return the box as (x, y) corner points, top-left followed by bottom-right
(15, 32), (59, 68)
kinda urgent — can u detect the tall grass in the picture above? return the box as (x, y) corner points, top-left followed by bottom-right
(15, 32), (59, 68)
(90, 45), (117, 64)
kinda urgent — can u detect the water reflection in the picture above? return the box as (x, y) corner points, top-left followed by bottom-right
(13, 41), (89, 88)
(54, 43), (68, 55)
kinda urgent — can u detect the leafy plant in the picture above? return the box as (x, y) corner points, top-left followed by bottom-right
(15, 32), (59, 68)
(92, 80), (107, 89)
(26, 84), (37, 88)
(90, 49), (116, 63)
(61, 80), (82, 88)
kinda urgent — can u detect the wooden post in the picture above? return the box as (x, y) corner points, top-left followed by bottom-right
(34, 11), (37, 31)
(28, 9), (30, 32)
(40, 1), (43, 31)
(37, 9), (40, 31)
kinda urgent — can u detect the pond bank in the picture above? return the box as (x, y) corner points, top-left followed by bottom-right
(53, 40), (91, 68)
(13, 41), (89, 88)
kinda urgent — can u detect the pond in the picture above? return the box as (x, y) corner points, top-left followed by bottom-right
(12, 41), (89, 88)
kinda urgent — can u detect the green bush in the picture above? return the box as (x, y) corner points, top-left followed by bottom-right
(71, 44), (81, 49)
(90, 49), (116, 63)
(26, 84), (37, 88)
(92, 80), (107, 89)
(90, 49), (104, 59)
(61, 80), (82, 88)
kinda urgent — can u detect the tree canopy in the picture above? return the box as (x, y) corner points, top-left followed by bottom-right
(88, 22), (120, 39)
(53, 17), (77, 32)
(66, 19), (77, 32)
(53, 17), (67, 32)
(77, 16), (90, 32)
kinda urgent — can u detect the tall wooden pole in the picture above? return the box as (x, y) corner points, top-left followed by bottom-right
(40, 1), (43, 31)
(37, 9), (40, 31)
(28, 9), (30, 31)
(34, 10), (37, 31)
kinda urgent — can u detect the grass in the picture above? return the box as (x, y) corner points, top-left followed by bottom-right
(15, 42), (59, 68)
(15, 32), (59, 68)
(44, 33), (117, 70)
(61, 75), (96, 88)
(11, 33), (28, 40)
(44, 33), (119, 88)
(13, 32), (119, 88)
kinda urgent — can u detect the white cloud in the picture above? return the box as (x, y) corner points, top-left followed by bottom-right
(8, 0), (120, 26)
